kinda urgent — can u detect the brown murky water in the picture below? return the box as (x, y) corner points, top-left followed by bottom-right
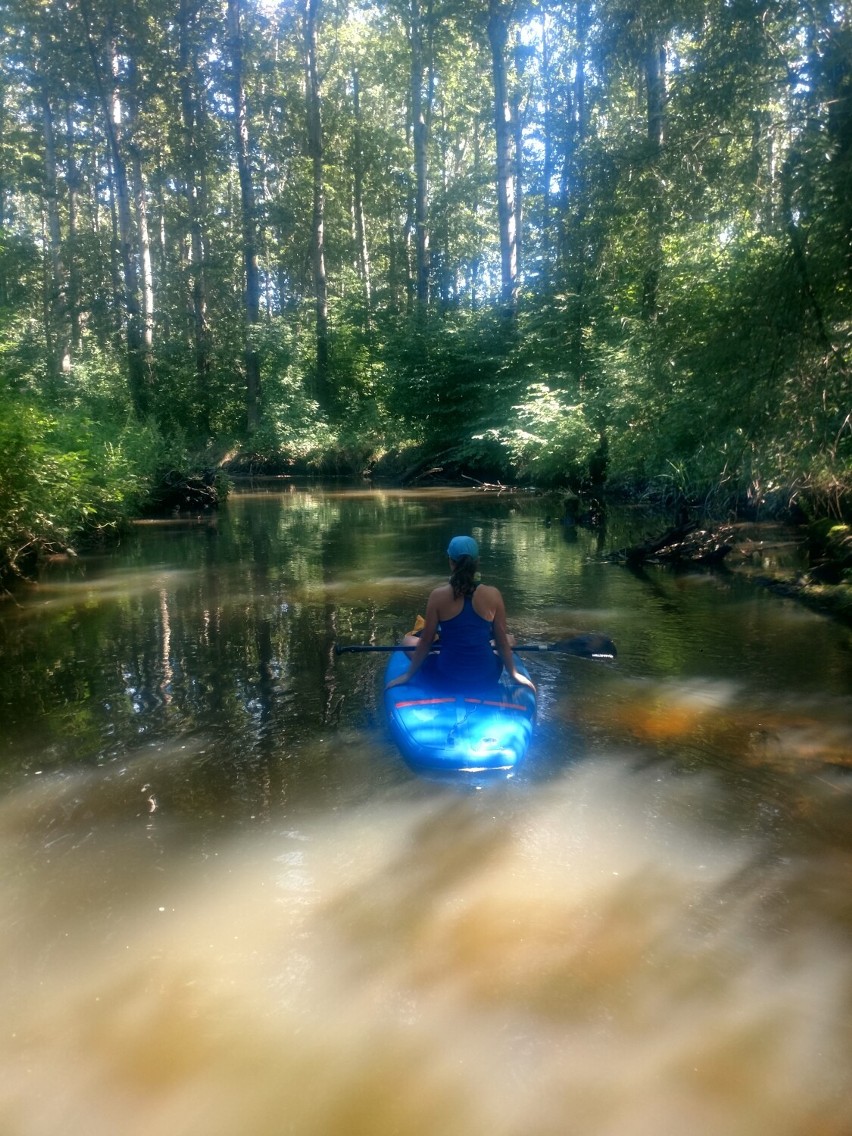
(1, 485), (851, 1135)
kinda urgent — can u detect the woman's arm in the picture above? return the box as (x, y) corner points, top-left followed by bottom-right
(491, 591), (536, 692)
(385, 591), (441, 689)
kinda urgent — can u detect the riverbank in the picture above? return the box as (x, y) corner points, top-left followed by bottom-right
(751, 576), (852, 622)
(719, 523), (852, 625)
(600, 515), (852, 626)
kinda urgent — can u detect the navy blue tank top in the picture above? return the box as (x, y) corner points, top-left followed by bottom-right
(436, 592), (501, 685)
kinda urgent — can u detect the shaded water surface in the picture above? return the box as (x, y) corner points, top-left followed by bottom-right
(1, 485), (851, 1135)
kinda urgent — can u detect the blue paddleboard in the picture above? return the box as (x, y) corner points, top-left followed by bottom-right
(383, 649), (536, 772)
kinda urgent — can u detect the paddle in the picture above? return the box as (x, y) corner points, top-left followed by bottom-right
(335, 631), (616, 660)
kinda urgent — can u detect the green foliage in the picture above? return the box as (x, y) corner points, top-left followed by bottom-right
(476, 383), (599, 484)
(380, 309), (519, 449)
(244, 317), (334, 463)
(0, 391), (177, 575)
(0, 311), (49, 392)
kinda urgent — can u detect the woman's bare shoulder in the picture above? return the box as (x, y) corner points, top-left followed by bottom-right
(472, 581), (504, 618)
(475, 582), (503, 600)
(427, 582), (454, 608)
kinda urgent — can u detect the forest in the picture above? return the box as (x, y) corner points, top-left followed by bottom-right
(0, 0), (850, 577)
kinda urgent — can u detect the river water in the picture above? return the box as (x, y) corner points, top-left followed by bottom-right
(1, 484), (851, 1136)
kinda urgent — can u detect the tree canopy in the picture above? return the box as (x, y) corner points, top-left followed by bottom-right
(1, 0), (850, 568)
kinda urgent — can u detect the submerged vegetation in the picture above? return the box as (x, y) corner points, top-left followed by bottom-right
(0, 0), (850, 579)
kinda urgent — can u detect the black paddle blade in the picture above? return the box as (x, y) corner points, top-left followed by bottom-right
(548, 632), (617, 659)
(511, 633), (616, 659)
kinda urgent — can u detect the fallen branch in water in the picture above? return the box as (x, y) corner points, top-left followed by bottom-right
(460, 474), (511, 492)
(607, 522), (734, 567)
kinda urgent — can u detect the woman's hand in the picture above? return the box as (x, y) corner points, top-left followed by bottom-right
(510, 669), (536, 693)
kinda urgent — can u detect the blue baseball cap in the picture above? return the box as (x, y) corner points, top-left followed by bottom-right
(447, 535), (479, 560)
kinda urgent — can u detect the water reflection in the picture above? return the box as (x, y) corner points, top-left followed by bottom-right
(1, 485), (851, 1134)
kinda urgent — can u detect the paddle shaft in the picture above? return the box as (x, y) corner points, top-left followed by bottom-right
(335, 633), (616, 660)
(337, 644), (564, 653)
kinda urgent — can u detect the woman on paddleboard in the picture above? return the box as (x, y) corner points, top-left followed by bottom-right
(385, 535), (536, 693)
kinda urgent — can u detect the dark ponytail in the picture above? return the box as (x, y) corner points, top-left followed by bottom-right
(449, 554), (478, 598)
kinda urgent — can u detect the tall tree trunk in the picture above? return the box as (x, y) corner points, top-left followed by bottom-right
(387, 211), (403, 312)
(227, 0), (261, 432)
(129, 141), (154, 356)
(556, 2), (591, 384)
(38, 74), (71, 378)
(65, 105), (82, 354)
(0, 88), (7, 308)
(642, 33), (666, 321)
(540, 11), (553, 281)
(512, 74), (523, 287)
(487, 0), (517, 316)
(178, 0), (211, 434)
(436, 98), (451, 307)
(304, 0), (329, 401)
(351, 68), (372, 327)
(470, 124), (483, 306)
(409, 0), (430, 309)
(105, 147), (124, 345)
(127, 60), (154, 356)
(78, 0), (151, 416)
(403, 198), (415, 312)
(558, 0), (589, 268)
